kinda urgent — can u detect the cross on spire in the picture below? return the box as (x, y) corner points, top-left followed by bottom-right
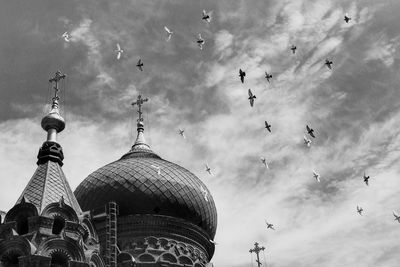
(131, 95), (148, 123)
(249, 242), (266, 267)
(49, 70), (66, 102)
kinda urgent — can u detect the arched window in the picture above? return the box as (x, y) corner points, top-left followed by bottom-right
(50, 251), (69, 267)
(0, 250), (21, 267)
(52, 216), (65, 235)
(16, 216), (29, 235)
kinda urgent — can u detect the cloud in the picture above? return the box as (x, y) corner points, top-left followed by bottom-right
(0, 0), (400, 266)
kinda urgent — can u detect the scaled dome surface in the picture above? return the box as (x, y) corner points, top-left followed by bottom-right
(74, 132), (217, 238)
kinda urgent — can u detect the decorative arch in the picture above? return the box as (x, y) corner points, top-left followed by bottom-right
(49, 249), (70, 267)
(159, 252), (177, 263)
(0, 237), (36, 267)
(145, 236), (158, 249)
(84, 249), (104, 267)
(41, 201), (79, 223)
(178, 255), (193, 265)
(38, 236), (85, 263)
(4, 199), (38, 235)
(137, 253), (155, 263)
(117, 252), (135, 266)
(81, 218), (98, 245)
(89, 252), (105, 267)
(51, 215), (65, 235)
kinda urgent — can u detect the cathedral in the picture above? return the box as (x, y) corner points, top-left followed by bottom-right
(0, 71), (217, 267)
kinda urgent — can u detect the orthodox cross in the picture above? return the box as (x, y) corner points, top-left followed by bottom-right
(131, 95), (148, 122)
(249, 242), (265, 267)
(49, 70), (66, 101)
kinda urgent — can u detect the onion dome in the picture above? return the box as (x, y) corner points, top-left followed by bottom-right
(41, 98), (65, 133)
(74, 98), (217, 239)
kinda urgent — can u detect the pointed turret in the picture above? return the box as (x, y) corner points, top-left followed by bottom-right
(124, 94), (155, 155)
(16, 71), (82, 214)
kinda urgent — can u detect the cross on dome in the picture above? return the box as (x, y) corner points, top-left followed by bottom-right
(131, 94), (148, 123)
(49, 70), (66, 105)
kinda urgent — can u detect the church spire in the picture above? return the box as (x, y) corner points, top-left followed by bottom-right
(37, 70), (66, 166)
(16, 70), (82, 214)
(41, 70), (66, 143)
(129, 94), (152, 152)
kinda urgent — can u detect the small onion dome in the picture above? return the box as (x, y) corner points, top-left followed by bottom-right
(41, 100), (65, 133)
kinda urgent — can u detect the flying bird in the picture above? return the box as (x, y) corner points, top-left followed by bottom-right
(363, 172), (370, 186)
(164, 26), (173, 41)
(291, 45), (297, 54)
(344, 13), (351, 23)
(248, 89), (256, 107)
(313, 170), (320, 182)
(303, 136), (312, 147)
(136, 59), (144, 71)
(200, 185), (209, 202)
(62, 32), (70, 42)
(357, 206), (363, 216)
(260, 157), (269, 169)
(209, 239), (218, 245)
(265, 72), (273, 83)
(264, 121), (271, 132)
(239, 69), (246, 83)
(202, 10), (212, 23)
(115, 43), (124, 60)
(197, 34), (205, 50)
(393, 211), (400, 223)
(325, 59), (333, 70)
(151, 165), (161, 176)
(265, 220), (275, 230)
(178, 129), (186, 139)
(205, 164), (213, 176)
(306, 125), (315, 138)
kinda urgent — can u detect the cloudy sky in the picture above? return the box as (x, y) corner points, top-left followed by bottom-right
(1, 0), (400, 266)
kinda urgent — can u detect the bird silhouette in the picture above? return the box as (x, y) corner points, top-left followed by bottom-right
(136, 59), (144, 71)
(344, 13), (351, 23)
(164, 26), (173, 41)
(205, 164), (213, 176)
(260, 157), (269, 169)
(265, 220), (275, 230)
(248, 89), (256, 107)
(178, 128), (185, 139)
(151, 165), (161, 176)
(62, 32), (71, 42)
(291, 45), (297, 54)
(239, 69), (246, 83)
(265, 121), (271, 132)
(357, 206), (363, 216)
(200, 185), (209, 202)
(306, 125), (315, 138)
(393, 211), (400, 223)
(363, 172), (370, 186)
(325, 59), (333, 69)
(197, 34), (205, 50)
(202, 10), (212, 23)
(115, 43), (124, 60)
(265, 72), (273, 83)
(313, 170), (320, 182)
(303, 136), (312, 147)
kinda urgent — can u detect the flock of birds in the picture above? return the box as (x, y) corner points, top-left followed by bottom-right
(60, 8), (400, 245)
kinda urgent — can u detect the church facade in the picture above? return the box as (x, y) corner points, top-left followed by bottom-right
(0, 72), (217, 267)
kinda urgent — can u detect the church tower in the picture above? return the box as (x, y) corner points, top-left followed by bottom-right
(75, 95), (218, 267)
(0, 71), (105, 267)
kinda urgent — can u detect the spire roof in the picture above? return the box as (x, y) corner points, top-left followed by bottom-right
(16, 161), (82, 214)
(16, 71), (82, 214)
(123, 95), (155, 156)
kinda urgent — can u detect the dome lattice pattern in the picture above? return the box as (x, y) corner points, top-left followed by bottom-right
(75, 151), (217, 238)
